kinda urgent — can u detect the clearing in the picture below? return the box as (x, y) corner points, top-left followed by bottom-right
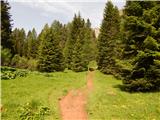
(1, 70), (160, 120)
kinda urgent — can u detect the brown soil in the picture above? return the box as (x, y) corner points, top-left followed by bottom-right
(59, 71), (94, 120)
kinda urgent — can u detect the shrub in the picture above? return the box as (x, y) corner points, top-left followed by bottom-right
(123, 79), (154, 92)
(16, 70), (28, 77)
(11, 55), (38, 70)
(1, 46), (12, 66)
(17, 100), (50, 120)
(1, 66), (28, 80)
(11, 54), (20, 67)
(27, 58), (38, 71)
(1, 71), (16, 79)
(17, 56), (28, 69)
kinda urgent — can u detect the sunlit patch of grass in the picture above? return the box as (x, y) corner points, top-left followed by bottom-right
(2, 70), (86, 120)
(87, 71), (160, 120)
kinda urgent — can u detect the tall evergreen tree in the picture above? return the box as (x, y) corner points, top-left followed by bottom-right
(64, 14), (84, 70)
(65, 13), (92, 71)
(83, 19), (97, 64)
(1, 0), (13, 51)
(97, 1), (120, 74)
(38, 22), (65, 72)
(122, 1), (160, 91)
(26, 28), (37, 58)
(50, 20), (67, 50)
(11, 28), (26, 56)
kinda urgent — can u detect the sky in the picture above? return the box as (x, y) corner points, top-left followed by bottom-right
(8, 0), (126, 34)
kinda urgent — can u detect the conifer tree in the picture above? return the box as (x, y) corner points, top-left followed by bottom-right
(1, 0), (13, 51)
(38, 23), (65, 72)
(65, 13), (93, 71)
(11, 28), (26, 56)
(122, 1), (160, 91)
(97, 1), (120, 74)
(26, 28), (37, 58)
(83, 19), (97, 64)
(71, 36), (84, 72)
(64, 14), (84, 69)
(50, 20), (67, 50)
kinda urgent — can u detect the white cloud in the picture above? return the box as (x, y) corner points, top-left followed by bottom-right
(9, 0), (125, 30)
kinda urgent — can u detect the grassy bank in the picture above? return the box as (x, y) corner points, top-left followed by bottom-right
(1, 70), (86, 120)
(87, 71), (160, 120)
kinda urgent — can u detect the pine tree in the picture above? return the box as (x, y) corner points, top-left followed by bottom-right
(38, 23), (65, 72)
(97, 1), (120, 74)
(64, 13), (92, 71)
(26, 28), (37, 58)
(71, 36), (84, 72)
(64, 14), (84, 69)
(1, 0), (13, 51)
(122, 1), (160, 91)
(83, 19), (97, 65)
(11, 28), (26, 56)
(51, 20), (67, 50)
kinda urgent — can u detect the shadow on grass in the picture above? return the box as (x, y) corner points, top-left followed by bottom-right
(113, 84), (160, 93)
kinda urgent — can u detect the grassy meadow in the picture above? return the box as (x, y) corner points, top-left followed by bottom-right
(1, 70), (86, 120)
(1, 68), (160, 120)
(87, 71), (160, 120)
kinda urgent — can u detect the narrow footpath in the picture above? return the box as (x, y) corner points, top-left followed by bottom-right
(59, 71), (94, 120)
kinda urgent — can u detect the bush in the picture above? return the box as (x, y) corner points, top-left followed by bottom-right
(17, 56), (28, 69)
(16, 70), (28, 77)
(123, 79), (154, 92)
(11, 54), (28, 69)
(1, 46), (12, 66)
(11, 54), (21, 67)
(1, 71), (16, 79)
(11, 55), (38, 71)
(17, 100), (50, 120)
(1, 66), (28, 80)
(27, 58), (38, 71)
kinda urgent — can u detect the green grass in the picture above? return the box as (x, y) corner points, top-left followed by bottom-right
(87, 71), (160, 120)
(1, 70), (86, 120)
(2, 68), (160, 120)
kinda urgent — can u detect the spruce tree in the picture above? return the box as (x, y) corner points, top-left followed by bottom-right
(1, 0), (13, 51)
(51, 20), (67, 50)
(26, 28), (37, 58)
(122, 1), (160, 91)
(64, 14), (84, 70)
(83, 19), (97, 65)
(11, 28), (26, 56)
(97, 1), (120, 74)
(38, 23), (65, 72)
(71, 36), (84, 72)
(65, 13), (92, 71)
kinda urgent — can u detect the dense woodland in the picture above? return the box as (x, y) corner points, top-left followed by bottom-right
(1, 0), (160, 92)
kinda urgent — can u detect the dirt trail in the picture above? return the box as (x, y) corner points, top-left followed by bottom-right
(59, 71), (94, 120)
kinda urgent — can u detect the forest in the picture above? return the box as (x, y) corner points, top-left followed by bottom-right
(1, 0), (160, 120)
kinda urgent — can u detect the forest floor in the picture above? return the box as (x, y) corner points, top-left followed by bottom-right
(59, 71), (94, 120)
